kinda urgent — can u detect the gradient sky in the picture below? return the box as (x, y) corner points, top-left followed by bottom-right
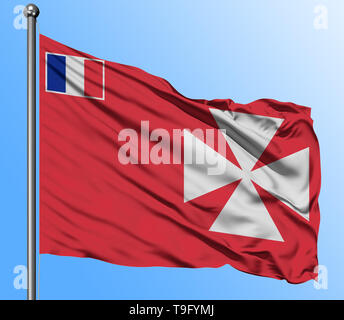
(1, 0), (343, 299)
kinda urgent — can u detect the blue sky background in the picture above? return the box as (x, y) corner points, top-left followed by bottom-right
(0, 0), (343, 299)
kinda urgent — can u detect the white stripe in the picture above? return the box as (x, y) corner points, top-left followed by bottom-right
(65, 55), (85, 97)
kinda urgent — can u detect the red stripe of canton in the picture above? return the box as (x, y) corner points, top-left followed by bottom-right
(84, 59), (103, 98)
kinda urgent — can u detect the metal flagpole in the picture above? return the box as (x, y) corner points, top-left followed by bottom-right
(23, 3), (39, 301)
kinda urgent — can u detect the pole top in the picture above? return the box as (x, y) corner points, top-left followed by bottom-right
(24, 4), (40, 18)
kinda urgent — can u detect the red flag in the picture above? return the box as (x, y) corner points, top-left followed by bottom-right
(39, 35), (321, 284)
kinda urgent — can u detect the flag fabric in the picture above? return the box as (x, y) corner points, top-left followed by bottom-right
(39, 35), (321, 284)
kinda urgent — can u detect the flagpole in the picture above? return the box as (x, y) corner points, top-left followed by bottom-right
(23, 3), (39, 301)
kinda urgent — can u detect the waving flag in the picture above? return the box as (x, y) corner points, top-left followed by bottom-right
(39, 35), (321, 283)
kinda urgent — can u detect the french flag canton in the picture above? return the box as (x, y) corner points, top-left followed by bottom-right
(46, 53), (105, 99)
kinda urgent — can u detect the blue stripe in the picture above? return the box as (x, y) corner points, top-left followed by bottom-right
(47, 54), (66, 93)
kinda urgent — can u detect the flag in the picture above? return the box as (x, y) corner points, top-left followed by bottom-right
(39, 35), (321, 284)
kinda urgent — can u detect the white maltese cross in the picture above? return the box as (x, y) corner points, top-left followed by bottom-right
(184, 109), (309, 242)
